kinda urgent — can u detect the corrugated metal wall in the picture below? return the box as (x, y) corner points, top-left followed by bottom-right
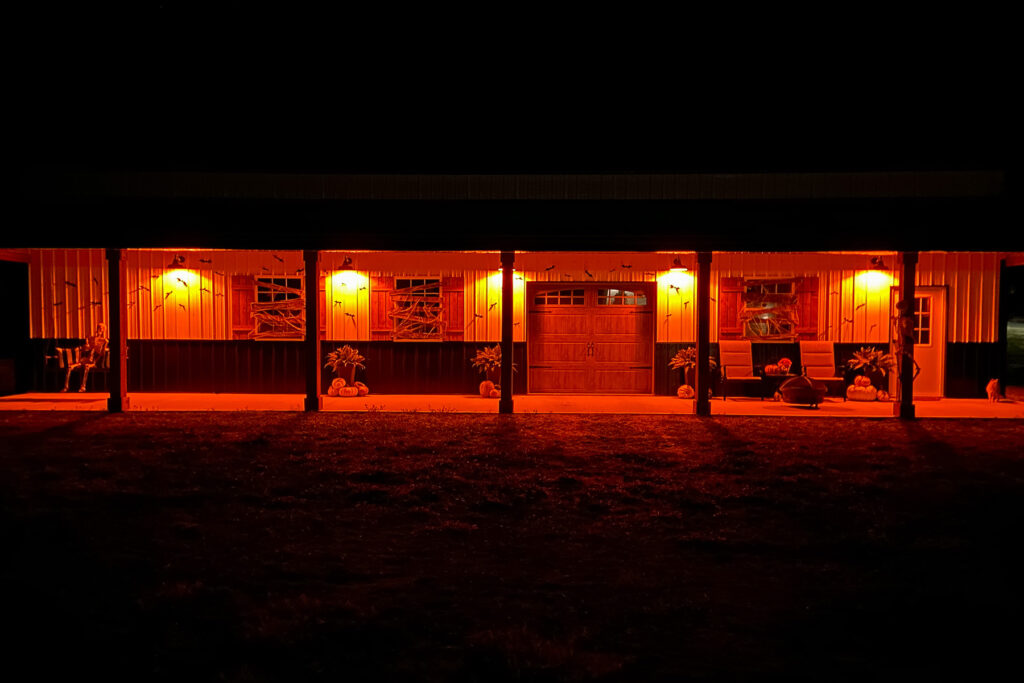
(30, 249), (1007, 344)
(28, 249), (109, 338)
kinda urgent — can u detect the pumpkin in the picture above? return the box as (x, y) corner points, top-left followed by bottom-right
(846, 384), (877, 401)
(338, 386), (359, 397)
(876, 390), (889, 401)
(327, 385), (339, 397)
(677, 384), (695, 399)
(489, 389), (501, 398)
(764, 364), (780, 376)
(854, 375), (872, 387)
(480, 380), (495, 397)
(777, 358), (792, 372)
(354, 381), (370, 396)
(331, 377), (346, 390)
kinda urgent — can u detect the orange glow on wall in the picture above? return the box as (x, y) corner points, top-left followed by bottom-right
(164, 268), (200, 289)
(859, 269), (893, 292)
(331, 270), (368, 290)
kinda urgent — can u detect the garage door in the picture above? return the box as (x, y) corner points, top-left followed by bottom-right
(528, 284), (653, 393)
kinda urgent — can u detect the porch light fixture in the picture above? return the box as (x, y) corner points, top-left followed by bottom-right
(167, 254), (186, 269)
(869, 256), (889, 270)
(670, 257), (688, 272)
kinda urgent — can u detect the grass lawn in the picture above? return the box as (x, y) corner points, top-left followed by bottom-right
(2, 412), (1023, 681)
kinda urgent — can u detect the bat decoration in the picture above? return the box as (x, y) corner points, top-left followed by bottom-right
(475, 313), (484, 318)
(152, 274), (161, 279)
(843, 317), (854, 324)
(830, 290), (840, 295)
(153, 304), (163, 311)
(669, 284), (680, 293)
(92, 276), (99, 285)
(563, 274), (573, 279)
(855, 303), (866, 310)
(869, 323), (878, 332)
(261, 266), (270, 271)
(359, 286), (367, 291)
(53, 301), (64, 307)
(164, 292), (173, 300)
(178, 303), (187, 311)
(133, 285), (150, 293)
(176, 277), (188, 287)
(488, 302), (498, 311)
(515, 275), (524, 281)
(199, 287), (211, 293)
(710, 297), (717, 302)
(338, 281), (348, 287)
(199, 258), (213, 264)
(333, 300), (344, 306)
(64, 280), (77, 287)
(544, 265), (556, 271)
(584, 269), (594, 278)
(273, 254), (285, 263)
(345, 312), (356, 319)
(513, 321), (521, 326)
(296, 268), (304, 273)
(91, 300), (102, 306)
(214, 292), (225, 298)
(127, 301), (136, 308)
(664, 313), (673, 318)
(683, 301), (690, 309)
(621, 263), (632, 269)
(214, 271), (225, 277)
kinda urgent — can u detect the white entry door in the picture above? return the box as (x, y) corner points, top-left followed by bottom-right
(890, 286), (947, 398)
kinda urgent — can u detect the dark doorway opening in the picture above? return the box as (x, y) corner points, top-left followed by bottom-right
(0, 260), (30, 395)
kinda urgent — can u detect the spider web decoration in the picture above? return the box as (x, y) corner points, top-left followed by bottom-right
(250, 280), (305, 339)
(388, 281), (444, 340)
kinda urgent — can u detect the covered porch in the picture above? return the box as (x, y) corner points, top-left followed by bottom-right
(2, 391), (1021, 418)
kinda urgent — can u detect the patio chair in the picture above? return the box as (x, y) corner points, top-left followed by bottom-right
(798, 341), (846, 401)
(719, 340), (763, 400)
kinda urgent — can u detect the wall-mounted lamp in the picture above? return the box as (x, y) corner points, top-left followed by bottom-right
(167, 254), (186, 269)
(341, 256), (353, 269)
(670, 257), (688, 272)
(869, 256), (889, 270)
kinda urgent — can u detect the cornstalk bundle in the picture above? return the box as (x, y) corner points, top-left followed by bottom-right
(249, 283), (305, 339)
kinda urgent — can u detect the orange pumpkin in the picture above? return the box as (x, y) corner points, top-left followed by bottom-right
(338, 386), (359, 397)
(327, 385), (339, 397)
(677, 384), (695, 399)
(354, 381), (370, 397)
(777, 358), (792, 372)
(331, 377), (347, 390)
(847, 384), (877, 401)
(854, 375), (872, 387)
(489, 389), (501, 398)
(480, 380), (495, 397)
(764, 364), (780, 376)
(876, 390), (889, 401)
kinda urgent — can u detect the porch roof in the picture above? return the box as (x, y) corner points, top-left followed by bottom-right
(13, 171), (1016, 252)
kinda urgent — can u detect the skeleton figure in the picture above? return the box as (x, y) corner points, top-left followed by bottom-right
(891, 300), (921, 386)
(62, 323), (109, 392)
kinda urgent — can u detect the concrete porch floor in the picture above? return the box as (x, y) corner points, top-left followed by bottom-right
(0, 392), (1022, 418)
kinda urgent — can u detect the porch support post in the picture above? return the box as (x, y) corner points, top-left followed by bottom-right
(105, 248), (128, 412)
(499, 250), (515, 414)
(898, 251), (918, 419)
(303, 249), (321, 412)
(695, 251), (713, 417)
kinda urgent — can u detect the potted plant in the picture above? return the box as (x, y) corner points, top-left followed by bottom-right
(471, 344), (515, 398)
(845, 346), (896, 401)
(324, 345), (366, 396)
(668, 347), (719, 396)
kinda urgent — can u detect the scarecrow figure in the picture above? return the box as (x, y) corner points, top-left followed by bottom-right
(62, 323), (108, 392)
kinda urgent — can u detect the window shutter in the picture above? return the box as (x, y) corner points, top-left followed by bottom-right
(370, 276), (394, 340)
(795, 276), (819, 340)
(231, 275), (255, 339)
(441, 277), (464, 341)
(718, 277), (744, 339)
